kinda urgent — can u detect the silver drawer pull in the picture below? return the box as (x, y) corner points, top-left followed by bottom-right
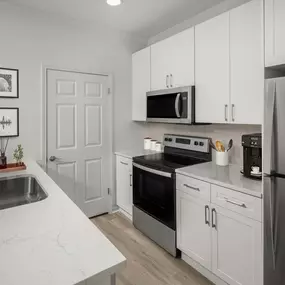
(183, 184), (200, 192)
(225, 198), (247, 208)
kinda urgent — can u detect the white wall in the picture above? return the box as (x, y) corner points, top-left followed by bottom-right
(0, 2), (148, 161)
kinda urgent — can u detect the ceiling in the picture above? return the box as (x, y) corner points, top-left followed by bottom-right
(4, 0), (225, 39)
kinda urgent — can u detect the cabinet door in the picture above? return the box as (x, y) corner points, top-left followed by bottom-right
(265, 0), (285, 67)
(211, 205), (262, 285)
(168, 28), (195, 88)
(151, 38), (171, 91)
(230, 0), (263, 125)
(177, 190), (211, 270)
(116, 156), (132, 215)
(132, 47), (150, 121)
(195, 12), (230, 123)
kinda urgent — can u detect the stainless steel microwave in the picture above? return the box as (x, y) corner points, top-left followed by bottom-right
(146, 86), (195, 124)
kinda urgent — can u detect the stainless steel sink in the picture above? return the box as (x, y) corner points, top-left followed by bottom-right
(0, 175), (48, 210)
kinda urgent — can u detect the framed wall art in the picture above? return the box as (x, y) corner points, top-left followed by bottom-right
(0, 68), (19, 98)
(0, 108), (19, 137)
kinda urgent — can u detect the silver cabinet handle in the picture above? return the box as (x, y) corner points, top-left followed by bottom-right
(170, 74), (173, 88)
(183, 184), (200, 192)
(225, 104), (228, 122)
(130, 174), (132, 187)
(166, 75), (169, 88)
(225, 198), (247, 208)
(205, 205), (210, 226)
(120, 161), (128, 166)
(232, 104), (235, 122)
(175, 93), (181, 118)
(212, 208), (217, 229)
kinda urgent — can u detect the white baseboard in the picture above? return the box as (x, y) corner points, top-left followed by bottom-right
(113, 207), (133, 222)
(182, 253), (228, 285)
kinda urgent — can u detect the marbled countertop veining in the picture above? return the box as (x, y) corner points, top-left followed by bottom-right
(0, 160), (126, 285)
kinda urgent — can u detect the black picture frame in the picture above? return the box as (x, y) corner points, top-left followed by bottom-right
(0, 68), (19, 99)
(0, 108), (19, 137)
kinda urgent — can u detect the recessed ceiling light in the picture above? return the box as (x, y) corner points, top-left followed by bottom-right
(107, 0), (123, 6)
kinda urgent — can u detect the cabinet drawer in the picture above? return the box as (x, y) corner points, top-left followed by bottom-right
(176, 174), (210, 202)
(116, 155), (132, 168)
(211, 184), (262, 221)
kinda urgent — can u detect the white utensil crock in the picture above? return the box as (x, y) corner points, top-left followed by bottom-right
(216, 151), (229, 166)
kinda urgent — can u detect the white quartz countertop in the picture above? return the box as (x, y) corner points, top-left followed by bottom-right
(115, 149), (159, 159)
(0, 160), (126, 285)
(176, 162), (262, 198)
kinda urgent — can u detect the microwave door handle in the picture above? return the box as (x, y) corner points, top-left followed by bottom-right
(175, 93), (181, 118)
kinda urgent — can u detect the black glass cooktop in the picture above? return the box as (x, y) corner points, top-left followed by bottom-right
(133, 153), (206, 173)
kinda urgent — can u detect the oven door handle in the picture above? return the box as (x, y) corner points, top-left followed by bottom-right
(175, 93), (181, 118)
(133, 163), (172, 178)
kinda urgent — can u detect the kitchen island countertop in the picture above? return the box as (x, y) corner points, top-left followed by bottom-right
(0, 160), (125, 285)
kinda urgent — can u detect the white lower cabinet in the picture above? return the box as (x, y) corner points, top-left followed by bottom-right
(177, 191), (211, 270)
(211, 205), (262, 285)
(176, 175), (262, 285)
(116, 155), (133, 217)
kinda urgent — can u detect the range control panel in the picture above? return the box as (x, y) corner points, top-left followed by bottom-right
(164, 134), (210, 153)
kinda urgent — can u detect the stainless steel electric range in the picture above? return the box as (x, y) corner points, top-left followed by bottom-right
(132, 134), (212, 257)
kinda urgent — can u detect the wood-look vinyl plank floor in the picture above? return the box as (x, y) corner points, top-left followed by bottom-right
(92, 213), (213, 285)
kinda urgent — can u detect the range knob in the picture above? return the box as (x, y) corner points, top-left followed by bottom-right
(199, 142), (204, 146)
(194, 141), (198, 146)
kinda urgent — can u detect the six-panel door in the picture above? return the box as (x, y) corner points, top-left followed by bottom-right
(211, 205), (262, 285)
(177, 190), (212, 271)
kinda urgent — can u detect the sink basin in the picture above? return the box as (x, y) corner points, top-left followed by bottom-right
(0, 175), (48, 210)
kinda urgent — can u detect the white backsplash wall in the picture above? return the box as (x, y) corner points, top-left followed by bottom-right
(146, 123), (261, 166)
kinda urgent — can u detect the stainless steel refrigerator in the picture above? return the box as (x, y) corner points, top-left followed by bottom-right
(264, 77), (285, 285)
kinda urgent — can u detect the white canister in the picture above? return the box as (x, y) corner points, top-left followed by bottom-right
(144, 138), (152, 150)
(216, 151), (229, 166)
(150, 140), (157, 151)
(155, 142), (162, 152)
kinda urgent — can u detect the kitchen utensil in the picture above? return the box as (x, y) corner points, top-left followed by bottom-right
(209, 139), (217, 151)
(251, 166), (260, 174)
(216, 141), (225, 152)
(144, 138), (152, 150)
(227, 139), (233, 152)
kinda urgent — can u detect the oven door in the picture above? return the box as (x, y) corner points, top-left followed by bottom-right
(133, 162), (175, 230)
(146, 86), (194, 124)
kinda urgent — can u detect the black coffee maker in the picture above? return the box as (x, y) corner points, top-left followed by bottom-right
(242, 133), (262, 180)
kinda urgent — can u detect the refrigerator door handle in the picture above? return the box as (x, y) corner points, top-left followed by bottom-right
(265, 176), (277, 270)
(264, 80), (276, 174)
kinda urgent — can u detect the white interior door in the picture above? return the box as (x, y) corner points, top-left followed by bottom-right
(47, 69), (112, 218)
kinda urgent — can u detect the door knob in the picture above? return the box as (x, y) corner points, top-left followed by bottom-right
(49, 156), (57, 162)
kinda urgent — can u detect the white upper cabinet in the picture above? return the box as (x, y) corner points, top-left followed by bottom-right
(151, 28), (195, 91)
(132, 47), (150, 121)
(211, 205), (262, 285)
(230, 0), (263, 125)
(195, 12), (230, 123)
(265, 0), (285, 67)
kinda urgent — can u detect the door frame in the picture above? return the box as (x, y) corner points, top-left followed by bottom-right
(41, 65), (114, 213)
